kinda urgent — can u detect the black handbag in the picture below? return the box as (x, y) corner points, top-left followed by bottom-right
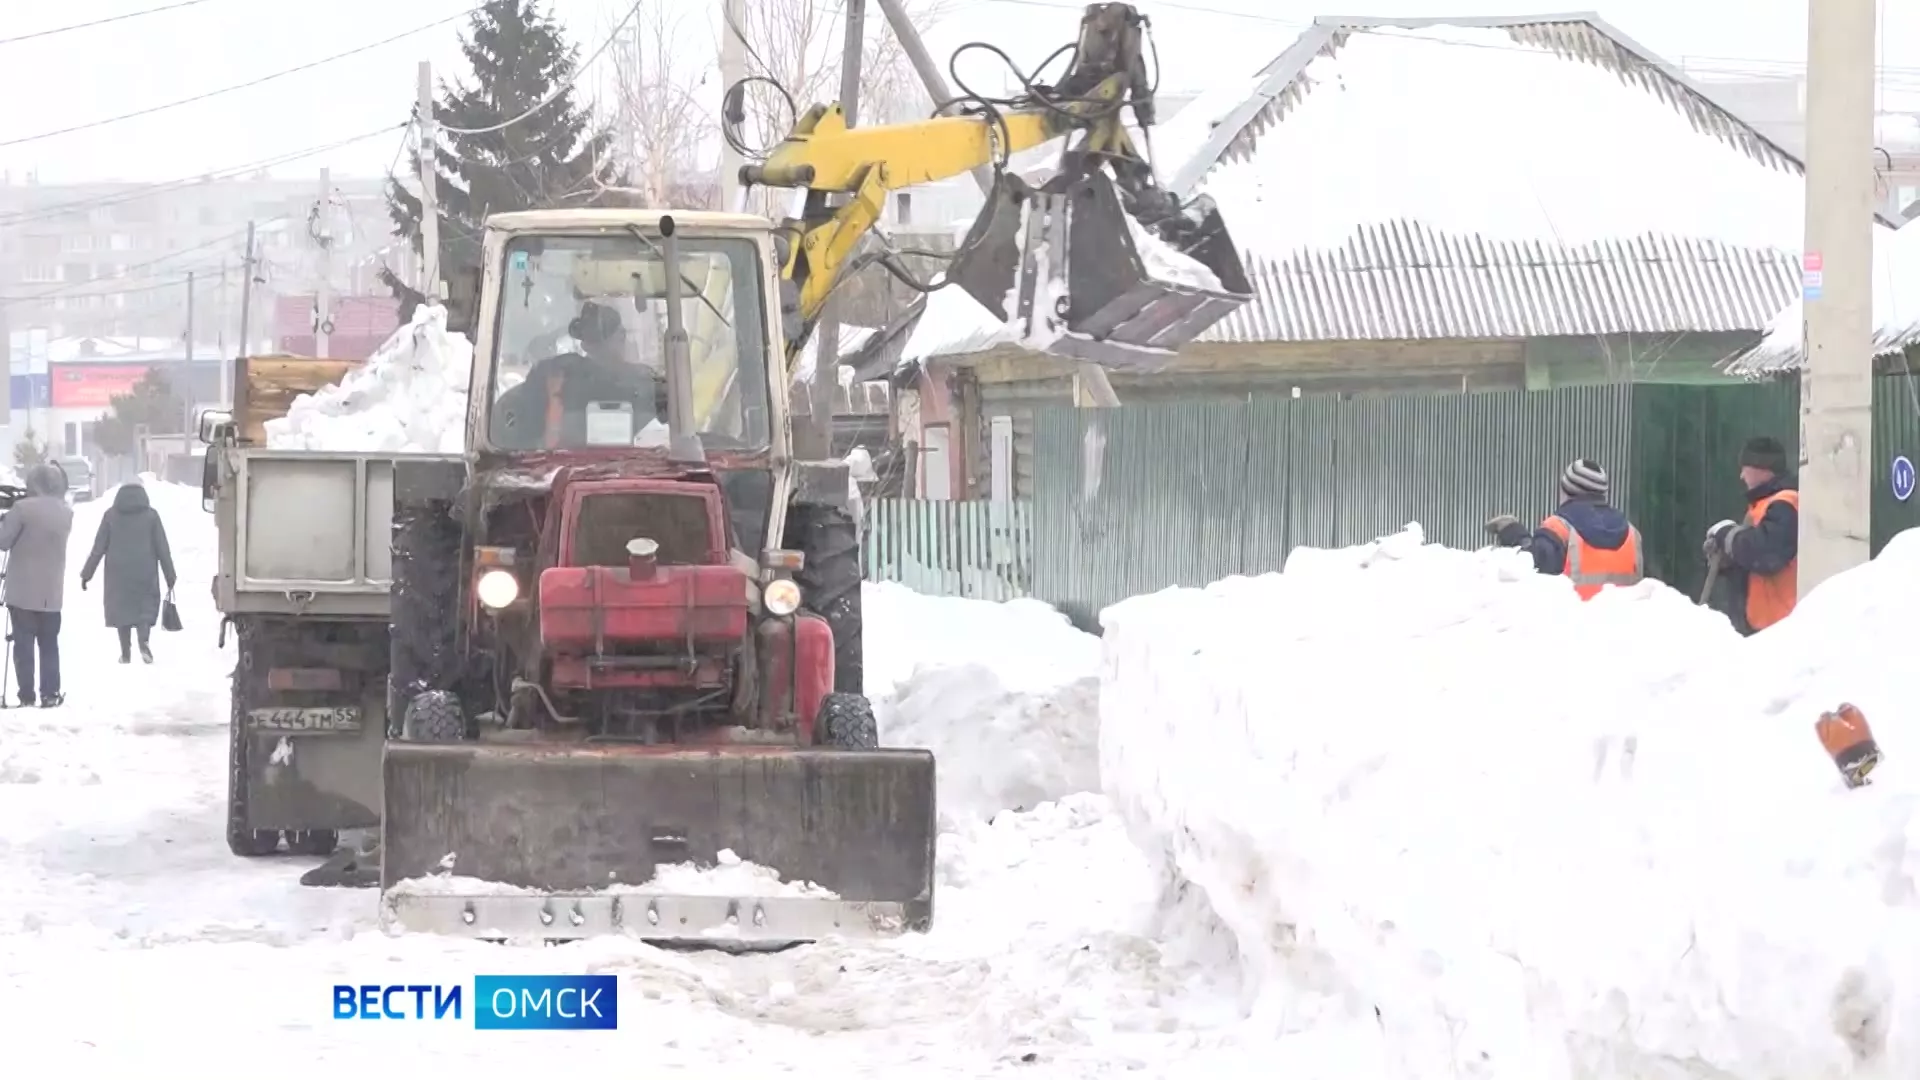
(160, 588), (182, 633)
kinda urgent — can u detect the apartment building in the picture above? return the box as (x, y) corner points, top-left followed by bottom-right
(0, 170), (394, 344)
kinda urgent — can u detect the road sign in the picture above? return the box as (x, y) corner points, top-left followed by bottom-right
(1894, 455), (1915, 503)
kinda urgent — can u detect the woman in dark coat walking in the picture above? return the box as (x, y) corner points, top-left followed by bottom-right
(79, 482), (177, 664)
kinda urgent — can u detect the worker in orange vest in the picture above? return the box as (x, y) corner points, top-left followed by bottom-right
(1485, 458), (1644, 600)
(1704, 436), (1798, 635)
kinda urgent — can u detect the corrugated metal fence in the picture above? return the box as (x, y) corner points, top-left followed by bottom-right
(862, 497), (1033, 601)
(867, 375), (1920, 625)
(1028, 386), (1635, 624)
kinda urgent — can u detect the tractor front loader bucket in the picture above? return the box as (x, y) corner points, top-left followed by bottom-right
(378, 741), (937, 944)
(948, 166), (1252, 372)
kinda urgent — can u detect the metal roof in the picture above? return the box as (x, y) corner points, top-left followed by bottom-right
(1201, 222), (1800, 343)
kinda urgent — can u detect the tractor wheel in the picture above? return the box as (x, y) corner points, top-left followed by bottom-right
(390, 494), (465, 739)
(816, 692), (879, 750)
(402, 690), (467, 743)
(787, 504), (863, 696)
(225, 621), (280, 858)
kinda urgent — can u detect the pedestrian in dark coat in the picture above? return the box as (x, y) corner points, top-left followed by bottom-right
(0, 463), (75, 706)
(79, 482), (177, 664)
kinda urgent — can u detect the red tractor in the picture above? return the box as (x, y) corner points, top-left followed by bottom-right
(377, 211), (935, 942)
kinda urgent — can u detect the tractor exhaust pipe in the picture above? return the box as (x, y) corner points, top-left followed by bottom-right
(659, 215), (706, 466)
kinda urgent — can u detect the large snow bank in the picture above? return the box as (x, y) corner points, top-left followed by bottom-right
(1102, 524), (1920, 1078)
(264, 304), (472, 453)
(864, 582), (1102, 827)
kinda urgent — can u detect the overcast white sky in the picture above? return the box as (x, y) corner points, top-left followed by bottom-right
(1, 0), (1916, 185)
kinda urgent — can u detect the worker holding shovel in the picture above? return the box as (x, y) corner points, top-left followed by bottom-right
(1702, 436), (1800, 634)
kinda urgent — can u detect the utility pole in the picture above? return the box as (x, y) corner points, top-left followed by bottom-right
(874, 0), (1121, 410)
(233, 220), (257, 409)
(1798, 0), (1878, 594)
(316, 166), (335, 357)
(184, 272), (196, 438)
(719, 0), (747, 212)
(416, 61), (443, 303)
(802, 0), (865, 462)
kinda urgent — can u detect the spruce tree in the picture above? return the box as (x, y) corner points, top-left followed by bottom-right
(384, 0), (617, 319)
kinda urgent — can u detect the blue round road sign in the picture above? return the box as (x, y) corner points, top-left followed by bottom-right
(1894, 455), (1916, 503)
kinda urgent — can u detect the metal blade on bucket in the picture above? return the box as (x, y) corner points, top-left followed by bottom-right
(948, 167), (1253, 372)
(379, 742), (936, 942)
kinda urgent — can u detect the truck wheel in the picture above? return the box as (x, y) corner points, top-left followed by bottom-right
(816, 692), (878, 749)
(402, 690), (467, 742)
(226, 622), (280, 858)
(390, 495), (464, 737)
(787, 504), (863, 696)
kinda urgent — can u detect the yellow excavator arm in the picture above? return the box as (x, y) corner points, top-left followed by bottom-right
(734, 2), (1252, 375)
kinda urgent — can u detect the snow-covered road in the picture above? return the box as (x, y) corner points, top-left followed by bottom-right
(0, 482), (1240, 1074)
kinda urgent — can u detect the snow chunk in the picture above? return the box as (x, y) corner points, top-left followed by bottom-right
(1101, 524), (1920, 1077)
(264, 304), (473, 453)
(389, 848), (837, 899)
(864, 582), (1102, 826)
(1126, 213), (1221, 290)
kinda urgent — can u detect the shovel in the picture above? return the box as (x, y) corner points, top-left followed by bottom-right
(1697, 549), (1723, 606)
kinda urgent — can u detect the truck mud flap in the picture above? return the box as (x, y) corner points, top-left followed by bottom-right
(948, 168), (1252, 372)
(378, 742), (936, 942)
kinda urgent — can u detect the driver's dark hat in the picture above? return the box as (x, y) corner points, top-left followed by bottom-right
(570, 302), (623, 345)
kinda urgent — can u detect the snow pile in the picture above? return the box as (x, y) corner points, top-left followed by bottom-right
(1190, 27), (1806, 261)
(263, 304), (472, 453)
(1738, 221), (1920, 373)
(865, 582), (1103, 827)
(1126, 213), (1222, 290)
(1102, 523), (1920, 1078)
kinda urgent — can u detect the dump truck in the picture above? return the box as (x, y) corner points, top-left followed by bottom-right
(200, 0), (1251, 945)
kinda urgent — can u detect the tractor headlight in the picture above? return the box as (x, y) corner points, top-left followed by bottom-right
(762, 578), (802, 617)
(476, 569), (520, 610)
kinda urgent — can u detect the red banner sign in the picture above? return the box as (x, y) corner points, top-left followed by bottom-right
(49, 363), (150, 408)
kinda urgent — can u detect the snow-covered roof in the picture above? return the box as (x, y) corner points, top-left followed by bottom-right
(904, 13), (1838, 363)
(1724, 222), (1920, 375)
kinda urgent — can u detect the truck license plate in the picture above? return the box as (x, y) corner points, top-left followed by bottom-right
(250, 706), (362, 734)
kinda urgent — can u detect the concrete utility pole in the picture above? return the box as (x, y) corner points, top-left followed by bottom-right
(232, 220), (258, 409)
(1798, 0), (1878, 595)
(183, 272), (196, 436)
(801, 0), (866, 461)
(719, 0), (747, 211)
(416, 61), (443, 303)
(316, 166), (335, 357)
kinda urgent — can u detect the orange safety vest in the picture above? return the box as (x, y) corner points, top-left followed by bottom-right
(1743, 489), (1799, 632)
(543, 371), (567, 449)
(1538, 515), (1644, 601)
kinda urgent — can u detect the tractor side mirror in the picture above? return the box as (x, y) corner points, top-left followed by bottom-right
(445, 265), (483, 337)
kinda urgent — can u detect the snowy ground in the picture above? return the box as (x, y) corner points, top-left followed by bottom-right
(0, 482), (1235, 1073)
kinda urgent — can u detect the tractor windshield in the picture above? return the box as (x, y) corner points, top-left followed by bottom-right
(487, 233), (772, 452)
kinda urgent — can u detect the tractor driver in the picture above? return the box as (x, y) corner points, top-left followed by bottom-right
(492, 300), (667, 449)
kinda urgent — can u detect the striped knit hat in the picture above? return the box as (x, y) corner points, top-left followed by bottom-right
(1559, 458), (1609, 500)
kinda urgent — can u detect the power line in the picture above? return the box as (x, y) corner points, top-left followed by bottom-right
(0, 125), (404, 230)
(1, 218), (290, 306)
(0, 7), (479, 149)
(439, 0), (640, 135)
(0, 0), (218, 47)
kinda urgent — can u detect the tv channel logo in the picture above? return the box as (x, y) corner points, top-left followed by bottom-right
(333, 975), (618, 1030)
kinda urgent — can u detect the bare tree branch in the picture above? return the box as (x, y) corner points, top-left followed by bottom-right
(605, 2), (718, 207)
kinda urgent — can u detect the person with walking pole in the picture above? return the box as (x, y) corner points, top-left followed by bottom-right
(0, 464), (75, 707)
(79, 480), (177, 664)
